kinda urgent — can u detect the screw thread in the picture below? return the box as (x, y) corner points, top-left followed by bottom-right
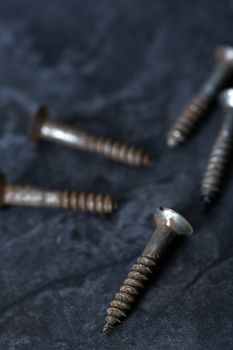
(201, 131), (233, 208)
(81, 133), (152, 166)
(166, 95), (210, 148)
(103, 255), (157, 331)
(63, 192), (117, 214)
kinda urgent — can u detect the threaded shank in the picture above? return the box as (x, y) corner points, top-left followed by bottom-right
(103, 255), (157, 331)
(201, 131), (233, 207)
(61, 192), (117, 214)
(167, 95), (210, 148)
(82, 133), (152, 166)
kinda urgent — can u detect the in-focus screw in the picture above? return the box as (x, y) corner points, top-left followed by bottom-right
(29, 106), (153, 167)
(103, 207), (193, 331)
(0, 172), (117, 214)
(201, 88), (233, 209)
(167, 46), (233, 148)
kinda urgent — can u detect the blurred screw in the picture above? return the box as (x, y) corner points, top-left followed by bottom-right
(201, 88), (233, 209)
(0, 172), (117, 214)
(103, 207), (193, 331)
(167, 46), (233, 148)
(29, 106), (153, 167)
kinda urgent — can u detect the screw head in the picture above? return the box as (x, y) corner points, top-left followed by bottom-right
(154, 207), (193, 236)
(219, 88), (233, 109)
(29, 106), (48, 142)
(215, 45), (233, 66)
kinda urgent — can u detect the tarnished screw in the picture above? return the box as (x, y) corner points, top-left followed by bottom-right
(0, 172), (117, 214)
(201, 88), (233, 209)
(29, 106), (153, 167)
(166, 46), (233, 148)
(103, 207), (193, 331)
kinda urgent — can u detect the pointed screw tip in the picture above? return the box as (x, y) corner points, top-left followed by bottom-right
(166, 135), (182, 149)
(201, 194), (216, 212)
(142, 155), (154, 166)
(167, 138), (177, 148)
(103, 324), (110, 333)
(166, 130), (186, 149)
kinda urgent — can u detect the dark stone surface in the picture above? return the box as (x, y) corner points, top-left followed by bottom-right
(0, 0), (232, 349)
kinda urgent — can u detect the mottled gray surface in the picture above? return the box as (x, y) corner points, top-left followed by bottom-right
(0, 0), (232, 349)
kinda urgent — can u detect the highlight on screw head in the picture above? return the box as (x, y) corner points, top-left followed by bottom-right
(219, 88), (233, 109)
(29, 106), (48, 142)
(154, 207), (193, 236)
(215, 45), (233, 66)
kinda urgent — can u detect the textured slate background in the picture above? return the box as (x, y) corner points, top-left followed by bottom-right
(0, 0), (232, 349)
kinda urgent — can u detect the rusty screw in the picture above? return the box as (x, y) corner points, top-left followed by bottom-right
(201, 88), (233, 209)
(103, 207), (193, 331)
(29, 106), (153, 167)
(0, 172), (117, 214)
(166, 46), (233, 148)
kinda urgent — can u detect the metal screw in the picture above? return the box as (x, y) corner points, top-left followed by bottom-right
(29, 106), (153, 167)
(201, 88), (233, 209)
(166, 46), (233, 148)
(0, 172), (117, 214)
(103, 207), (193, 331)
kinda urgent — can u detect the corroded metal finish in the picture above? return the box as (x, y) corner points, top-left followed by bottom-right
(0, 173), (117, 214)
(103, 207), (193, 331)
(167, 46), (233, 148)
(201, 88), (233, 208)
(167, 95), (210, 148)
(29, 106), (153, 166)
